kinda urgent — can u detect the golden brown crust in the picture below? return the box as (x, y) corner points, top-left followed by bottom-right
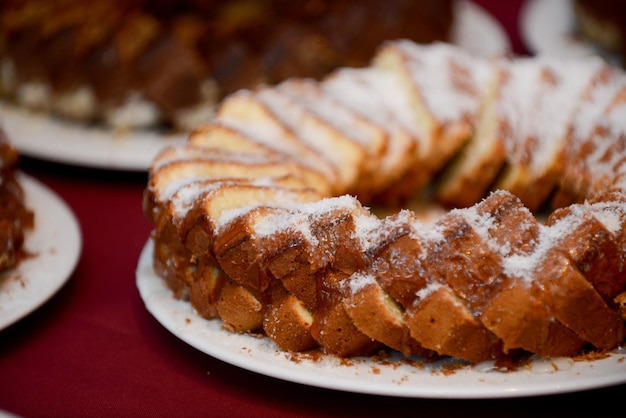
(216, 279), (266, 333)
(145, 41), (626, 363)
(264, 292), (317, 352)
(539, 255), (624, 351)
(480, 284), (586, 357)
(190, 262), (226, 319)
(471, 192), (590, 356)
(406, 287), (503, 363)
(343, 281), (430, 357)
(546, 204), (626, 305)
(309, 271), (382, 357)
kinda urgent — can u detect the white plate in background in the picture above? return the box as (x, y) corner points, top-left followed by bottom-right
(0, 103), (187, 171)
(520, 0), (622, 66)
(452, 0), (511, 57)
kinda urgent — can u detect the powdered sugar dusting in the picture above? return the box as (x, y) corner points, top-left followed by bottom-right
(171, 180), (222, 220)
(461, 203), (495, 242)
(216, 92), (332, 175)
(321, 67), (421, 179)
(501, 223), (563, 284)
(323, 67), (423, 140)
(590, 200), (626, 235)
(412, 219), (445, 248)
(414, 281), (444, 302)
(257, 88), (353, 174)
(351, 212), (385, 253)
(346, 272), (377, 295)
(278, 79), (377, 148)
(570, 66), (626, 145)
(496, 56), (606, 174)
(396, 41), (489, 123)
(251, 196), (362, 247)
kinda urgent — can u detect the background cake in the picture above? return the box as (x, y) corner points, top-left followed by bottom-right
(0, 127), (33, 274)
(0, 0), (453, 131)
(573, 0), (626, 67)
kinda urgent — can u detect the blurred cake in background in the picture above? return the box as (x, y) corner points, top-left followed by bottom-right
(573, 0), (626, 67)
(0, 127), (33, 274)
(0, 0), (453, 131)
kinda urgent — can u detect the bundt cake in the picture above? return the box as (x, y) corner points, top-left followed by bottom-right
(0, 127), (33, 274)
(573, 0), (626, 67)
(144, 40), (626, 364)
(0, 0), (453, 131)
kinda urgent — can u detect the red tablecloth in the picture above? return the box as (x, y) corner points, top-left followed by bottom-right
(1, 1), (624, 416)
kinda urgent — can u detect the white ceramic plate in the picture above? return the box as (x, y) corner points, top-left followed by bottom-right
(0, 0), (509, 172)
(0, 103), (188, 172)
(0, 174), (82, 330)
(136, 239), (626, 399)
(520, 0), (623, 66)
(451, 0), (511, 57)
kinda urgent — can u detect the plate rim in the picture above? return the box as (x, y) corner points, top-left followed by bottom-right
(136, 238), (626, 399)
(0, 173), (83, 330)
(0, 102), (187, 172)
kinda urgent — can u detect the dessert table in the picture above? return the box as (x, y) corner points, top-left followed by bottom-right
(1, 1), (624, 416)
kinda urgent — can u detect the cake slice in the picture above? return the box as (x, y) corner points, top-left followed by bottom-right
(546, 197), (626, 306)
(584, 85), (626, 199)
(188, 123), (334, 196)
(175, 180), (323, 332)
(146, 144), (312, 216)
(214, 205), (299, 294)
(320, 67), (419, 200)
(214, 195), (386, 356)
(212, 277), (266, 333)
(344, 206), (507, 362)
(343, 273), (423, 357)
(537, 252), (623, 351)
(150, 174), (319, 316)
(275, 78), (389, 199)
(492, 57), (609, 212)
(214, 195), (379, 309)
(309, 269), (383, 357)
(467, 191), (587, 357)
(262, 196), (380, 311)
(255, 196), (386, 355)
(263, 196), (385, 356)
(254, 86), (366, 195)
(475, 191), (623, 353)
(341, 211), (436, 357)
(403, 209), (506, 362)
(174, 181), (322, 250)
(435, 57), (507, 208)
(373, 41), (492, 202)
(188, 260), (226, 319)
(211, 90), (341, 193)
(263, 287), (318, 352)
(215, 204), (317, 308)
(552, 65), (626, 207)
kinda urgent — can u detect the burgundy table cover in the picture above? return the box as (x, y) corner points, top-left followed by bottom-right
(1, 1), (624, 416)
